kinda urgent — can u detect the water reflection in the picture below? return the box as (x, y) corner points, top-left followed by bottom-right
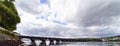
(57, 42), (120, 46)
(35, 40), (42, 46)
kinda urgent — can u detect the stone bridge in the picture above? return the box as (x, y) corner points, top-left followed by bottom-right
(19, 35), (102, 46)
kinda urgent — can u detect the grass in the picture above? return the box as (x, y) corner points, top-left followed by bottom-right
(0, 27), (17, 39)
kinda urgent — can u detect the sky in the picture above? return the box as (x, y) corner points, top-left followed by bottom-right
(14, 0), (120, 38)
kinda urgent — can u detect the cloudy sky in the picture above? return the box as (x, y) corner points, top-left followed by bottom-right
(14, 0), (120, 38)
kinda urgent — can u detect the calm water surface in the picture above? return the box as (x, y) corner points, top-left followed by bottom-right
(24, 42), (120, 46)
(21, 39), (120, 46)
(51, 42), (120, 46)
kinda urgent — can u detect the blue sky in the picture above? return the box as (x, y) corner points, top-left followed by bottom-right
(14, 0), (120, 38)
(40, 0), (47, 3)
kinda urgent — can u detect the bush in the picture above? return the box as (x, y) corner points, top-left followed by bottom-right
(0, 0), (20, 31)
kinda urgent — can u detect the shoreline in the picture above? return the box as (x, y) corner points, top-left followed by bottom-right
(0, 40), (23, 46)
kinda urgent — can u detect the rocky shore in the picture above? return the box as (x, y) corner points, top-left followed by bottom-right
(0, 30), (23, 46)
(0, 40), (23, 46)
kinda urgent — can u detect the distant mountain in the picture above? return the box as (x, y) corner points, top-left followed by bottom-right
(102, 35), (120, 38)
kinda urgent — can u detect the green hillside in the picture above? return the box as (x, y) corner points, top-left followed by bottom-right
(0, 0), (20, 37)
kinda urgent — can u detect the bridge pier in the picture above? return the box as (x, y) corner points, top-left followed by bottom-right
(56, 40), (61, 44)
(40, 39), (46, 46)
(30, 39), (36, 46)
(49, 40), (54, 45)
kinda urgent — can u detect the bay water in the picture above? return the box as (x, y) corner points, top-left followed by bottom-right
(23, 41), (120, 46)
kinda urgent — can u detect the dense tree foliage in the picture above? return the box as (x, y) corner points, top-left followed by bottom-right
(0, 0), (20, 31)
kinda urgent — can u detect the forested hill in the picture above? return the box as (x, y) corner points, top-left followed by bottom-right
(0, 0), (20, 31)
(103, 35), (120, 39)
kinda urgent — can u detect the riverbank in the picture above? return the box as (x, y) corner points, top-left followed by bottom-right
(0, 40), (23, 46)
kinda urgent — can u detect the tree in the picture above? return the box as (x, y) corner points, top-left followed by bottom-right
(0, 0), (20, 37)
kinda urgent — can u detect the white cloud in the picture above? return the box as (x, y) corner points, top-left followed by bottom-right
(14, 0), (120, 38)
